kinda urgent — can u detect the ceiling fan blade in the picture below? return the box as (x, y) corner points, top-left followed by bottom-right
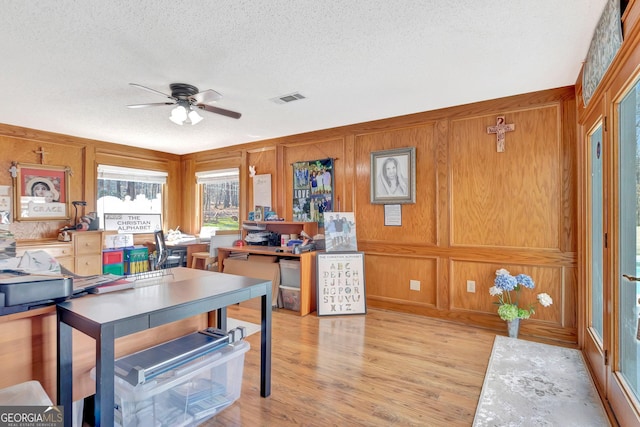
(191, 89), (222, 105)
(129, 83), (176, 101)
(127, 102), (176, 109)
(198, 104), (242, 119)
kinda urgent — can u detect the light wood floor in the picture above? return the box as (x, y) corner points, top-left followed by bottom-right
(202, 305), (500, 427)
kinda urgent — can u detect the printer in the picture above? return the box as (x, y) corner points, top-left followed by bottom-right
(0, 250), (73, 315)
(0, 272), (72, 315)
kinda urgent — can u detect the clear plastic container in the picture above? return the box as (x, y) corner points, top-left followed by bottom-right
(0, 380), (52, 406)
(91, 340), (249, 427)
(279, 259), (301, 288)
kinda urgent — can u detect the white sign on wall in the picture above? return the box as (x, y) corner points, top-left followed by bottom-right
(253, 174), (272, 210)
(104, 213), (162, 234)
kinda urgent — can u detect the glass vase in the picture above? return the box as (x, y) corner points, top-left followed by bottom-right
(507, 318), (520, 338)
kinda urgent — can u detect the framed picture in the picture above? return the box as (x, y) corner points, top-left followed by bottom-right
(370, 147), (416, 204)
(292, 158), (334, 227)
(13, 163), (70, 221)
(316, 251), (367, 316)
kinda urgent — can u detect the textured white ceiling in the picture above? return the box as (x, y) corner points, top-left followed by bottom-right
(0, 1), (607, 155)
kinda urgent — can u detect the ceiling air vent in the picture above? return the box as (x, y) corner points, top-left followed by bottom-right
(270, 92), (306, 105)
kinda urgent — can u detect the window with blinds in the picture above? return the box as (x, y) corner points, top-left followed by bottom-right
(196, 168), (240, 235)
(97, 165), (167, 231)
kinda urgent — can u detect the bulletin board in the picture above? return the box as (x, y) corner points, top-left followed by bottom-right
(316, 251), (366, 316)
(292, 158), (333, 227)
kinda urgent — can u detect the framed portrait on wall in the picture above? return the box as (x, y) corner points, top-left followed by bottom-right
(13, 163), (70, 221)
(370, 147), (416, 204)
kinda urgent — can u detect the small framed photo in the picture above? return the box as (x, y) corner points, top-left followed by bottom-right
(370, 147), (416, 204)
(13, 163), (70, 221)
(253, 207), (263, 221)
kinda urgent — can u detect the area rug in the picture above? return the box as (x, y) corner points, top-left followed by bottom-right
(227, 317), (261, 337)
(473, 335), (610, 426)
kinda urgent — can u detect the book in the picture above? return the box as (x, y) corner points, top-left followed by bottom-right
(88, 278), (135, 294)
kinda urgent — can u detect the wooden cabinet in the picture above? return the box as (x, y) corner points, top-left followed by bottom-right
(70, 231), (103, 275)
(219, 221), (320, 316)
(16, 240), (75, 271)
(16, 231), (103, 275)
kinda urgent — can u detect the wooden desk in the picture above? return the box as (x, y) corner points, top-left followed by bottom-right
(217, 245), (317, 316)
(57, 267), (272, 427)
(167, 240), (209, 268)
(145, 240), (209, 268)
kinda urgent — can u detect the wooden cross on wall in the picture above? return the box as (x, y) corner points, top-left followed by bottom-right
(487, 116), (515, 152)
(34, 146), (49, 164)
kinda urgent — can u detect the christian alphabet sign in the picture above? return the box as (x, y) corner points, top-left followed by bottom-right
(316, 252), (367, 316)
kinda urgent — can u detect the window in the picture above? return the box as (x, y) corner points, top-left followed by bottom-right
(196, 168), (240, 236)
(97, 165), (167, 232)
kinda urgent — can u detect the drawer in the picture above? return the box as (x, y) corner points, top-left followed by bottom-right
(57, 256), (75, 273)
(16, 242), (73, 259)
(75, 254), (102, 276)
(74, 232), (103, 256)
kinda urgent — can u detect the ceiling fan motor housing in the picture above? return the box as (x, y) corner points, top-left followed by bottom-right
(170, 83), (199, 99)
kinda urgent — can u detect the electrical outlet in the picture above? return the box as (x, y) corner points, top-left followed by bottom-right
(466, 280), (476, 293)
(410, 280), (421, 291)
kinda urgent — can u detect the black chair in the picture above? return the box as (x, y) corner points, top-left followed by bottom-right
(166, 248), (186, 268)
(153, 230), (185, 269)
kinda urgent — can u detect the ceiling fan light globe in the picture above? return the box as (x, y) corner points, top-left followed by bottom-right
(169, 105), (187, 125)
(188, 110), (203, 125)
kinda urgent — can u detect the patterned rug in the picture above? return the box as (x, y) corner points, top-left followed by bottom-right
(473, 335), (610, 426)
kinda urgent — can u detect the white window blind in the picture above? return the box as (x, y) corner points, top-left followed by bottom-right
(195, 168), (239, 184)
(97, 165), (168, 184)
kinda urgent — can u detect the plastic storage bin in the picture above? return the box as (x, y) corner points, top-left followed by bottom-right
(103, 249), (124, 265)
(0, 380), (52, 406)
(279, 285), (301, 311)
(279, 259), (301, 288)
(123, 246), (149, 275)
(92, 340), (249, 427)
(103, 263), (125, 275)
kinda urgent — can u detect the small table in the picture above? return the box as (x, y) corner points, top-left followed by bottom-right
(56, 268), (272, 427)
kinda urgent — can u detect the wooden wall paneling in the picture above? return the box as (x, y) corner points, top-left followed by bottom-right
(247, 147), (277, 214)
(354, 123), (438, 245)
(181, 159), (197, 233)
(449, 106), (562, 249)
(560, 95), (578, 253)
(341, 133), (356, 213)
(364, 253), (437, 307)
(436, 120), (450, 310)
(449, 260), (564, 323)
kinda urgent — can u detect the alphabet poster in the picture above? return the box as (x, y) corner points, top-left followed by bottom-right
(316, 252), (366, 316)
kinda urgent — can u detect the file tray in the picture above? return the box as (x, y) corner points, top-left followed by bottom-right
(115, 329), (230, 386)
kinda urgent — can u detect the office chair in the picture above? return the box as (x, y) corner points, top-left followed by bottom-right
(153, 230), (185, 269)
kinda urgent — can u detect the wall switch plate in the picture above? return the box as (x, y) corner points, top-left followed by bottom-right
(410, 280), (420, 291)
(466, 280), (476, 293)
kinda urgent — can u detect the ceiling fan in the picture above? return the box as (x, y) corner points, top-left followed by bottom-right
(127, 83), (241, 125)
